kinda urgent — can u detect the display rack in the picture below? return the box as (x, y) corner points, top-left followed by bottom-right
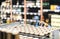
(0, 0), (42, 24)
(23, 0), (43, 25)
(1, 0), (60, 25)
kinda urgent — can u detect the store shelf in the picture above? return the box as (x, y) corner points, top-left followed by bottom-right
(1, 9), (60, 13)
(13, 5), (41, 8)
(20, 19), (39, 22)
(1, 0), (60, 24)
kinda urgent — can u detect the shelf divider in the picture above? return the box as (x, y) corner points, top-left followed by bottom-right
(10, 0), (13, 22)
(24, 0), (27, 26)
(40, 0), (43, 26)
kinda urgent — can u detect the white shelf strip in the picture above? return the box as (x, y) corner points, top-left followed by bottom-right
(12, 12), (39, 15)
(20, 19), (39, 22)
(1, 9), (60, 13)
(13, 5), (41, 8)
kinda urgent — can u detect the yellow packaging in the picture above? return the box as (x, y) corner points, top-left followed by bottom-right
(50, 5), (57, 11)
(6, 18), (11, 24)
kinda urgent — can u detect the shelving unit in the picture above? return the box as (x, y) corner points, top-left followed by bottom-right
(1, 0), (60, 25)
(0, 0), (60, 39)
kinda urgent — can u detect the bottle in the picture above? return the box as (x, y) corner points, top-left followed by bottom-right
(6, 18), (11, 24)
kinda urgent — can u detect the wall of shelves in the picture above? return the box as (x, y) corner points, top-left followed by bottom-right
(0, 0), (60, 25)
